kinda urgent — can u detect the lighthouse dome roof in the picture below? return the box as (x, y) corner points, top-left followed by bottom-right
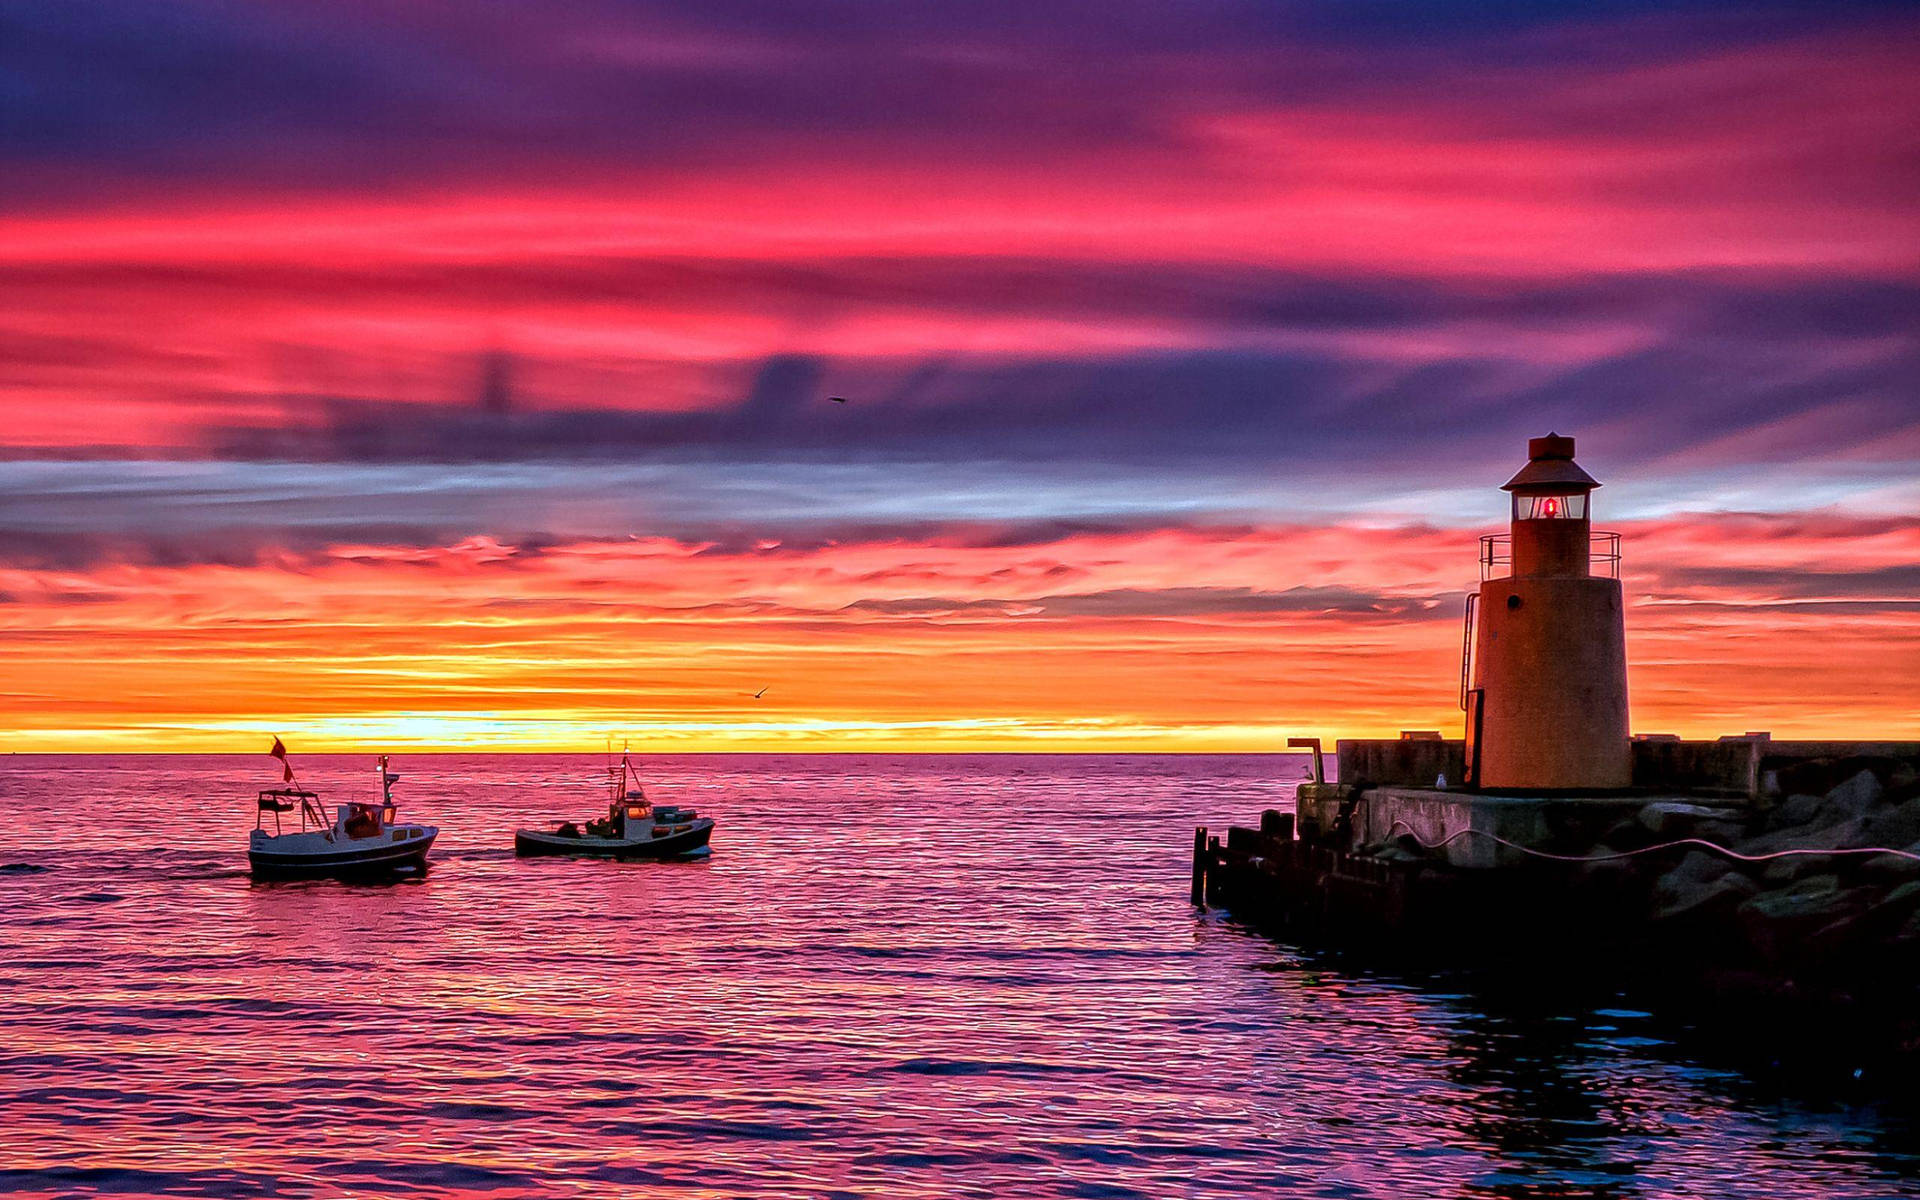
(1503, 432), (1600, 493)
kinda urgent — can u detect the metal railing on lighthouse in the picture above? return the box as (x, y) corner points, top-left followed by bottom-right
(1477, 530), (1621, 581)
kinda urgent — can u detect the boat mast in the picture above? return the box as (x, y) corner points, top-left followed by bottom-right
(605, 735), (619, 805)
(620, 744), (643, 802)
(272, 736), (326, 831)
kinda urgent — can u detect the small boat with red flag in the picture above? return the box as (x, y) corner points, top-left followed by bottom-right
(514, 751), (714, 860)
(249, 742), (437, 879)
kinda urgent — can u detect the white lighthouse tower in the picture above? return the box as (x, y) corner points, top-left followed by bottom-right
(1464, 434), (1631, 790)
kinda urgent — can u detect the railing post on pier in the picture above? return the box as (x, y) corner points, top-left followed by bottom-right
(1287, 737), (1326, 784)
(1191, 826), (1208, 907)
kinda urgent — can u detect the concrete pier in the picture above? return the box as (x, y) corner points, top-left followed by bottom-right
(1356, 788), (1649, 868)
(1189, 739), (1920, 1081)
(1293, 782), (1737, 867)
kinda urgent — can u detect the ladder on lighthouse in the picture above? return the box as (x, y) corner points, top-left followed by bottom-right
(1459, 592), (1483, 786)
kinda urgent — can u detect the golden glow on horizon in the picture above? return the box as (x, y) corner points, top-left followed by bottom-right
(0, 518), (1912, 752)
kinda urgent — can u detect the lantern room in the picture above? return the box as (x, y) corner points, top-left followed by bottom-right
(1503, 433), (1600, 578)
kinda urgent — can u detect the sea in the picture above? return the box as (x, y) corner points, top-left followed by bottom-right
(0, 753), (1915, 1199)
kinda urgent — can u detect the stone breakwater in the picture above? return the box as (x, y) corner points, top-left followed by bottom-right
(1639, 763), (1920, 956)
(1354, 758), (1920, 949)
(1201, 754), (1920, 1080)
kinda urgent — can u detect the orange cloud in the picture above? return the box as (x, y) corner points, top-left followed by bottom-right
(0, 517), (1910, 751)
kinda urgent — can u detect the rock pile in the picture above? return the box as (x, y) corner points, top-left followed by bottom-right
(1646, 762), (1920, 970)
(1348, 757), (1920, 976)
(1290, 756), (1920, 1075)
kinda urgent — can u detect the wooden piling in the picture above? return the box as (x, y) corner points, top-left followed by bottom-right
(1260, 809), (1295, 841)
(1191, 826), (1208, 907)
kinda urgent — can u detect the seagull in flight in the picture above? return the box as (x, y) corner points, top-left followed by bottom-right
(750, 686), (769, 699)
(828, 396), (848, 404)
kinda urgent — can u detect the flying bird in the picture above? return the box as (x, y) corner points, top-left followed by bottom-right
(751, 686), (769, 699)
(828, 396), (848, 404)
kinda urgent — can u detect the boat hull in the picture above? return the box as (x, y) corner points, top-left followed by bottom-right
(249, 831), (437, 879)
(514, 819), (713, 860)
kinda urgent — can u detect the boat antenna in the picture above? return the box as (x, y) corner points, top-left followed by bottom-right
(621, 742), (645, 803)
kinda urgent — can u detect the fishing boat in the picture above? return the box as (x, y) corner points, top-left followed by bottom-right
(250, 747), (437, 879)
(514, 751), (714, 860)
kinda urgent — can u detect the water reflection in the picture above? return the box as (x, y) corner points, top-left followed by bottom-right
(0, 753), (1914, 1198)
(1225, 946), (1920, 1199)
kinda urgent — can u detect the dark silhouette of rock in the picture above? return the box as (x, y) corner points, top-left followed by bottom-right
(1636, 800), (1743, 843)
(1599, 814), (1661, 852)
(1862, 797), (1920, 850)
(1654, 871), (1760, 924)
(1657, 849), (1735, 892)
(1860, 842), (1920, 882)
(1760, 854), (1821, 886)
(1737, 874), (1869, 961)
(1807, 878), (1920, 951)
(1882, 879), (1920, 912)
(1824, 768), (1885, 821)
(1651, 850), (1748, 922)
(1736, 815), (1868, 859)
(1767, 792), (1827, 831)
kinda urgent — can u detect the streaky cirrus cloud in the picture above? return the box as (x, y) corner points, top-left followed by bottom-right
(1, 3), (1915, 462)
(0, 0), (1914, 747)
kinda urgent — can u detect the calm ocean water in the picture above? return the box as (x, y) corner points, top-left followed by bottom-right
(0, 753), (1914, 1199)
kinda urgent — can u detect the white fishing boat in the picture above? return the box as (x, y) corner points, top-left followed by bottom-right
(249, 749), (437, 879)
(514, 751), (713, 860)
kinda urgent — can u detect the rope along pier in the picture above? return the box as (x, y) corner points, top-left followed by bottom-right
(1384, 821), (1920, 865)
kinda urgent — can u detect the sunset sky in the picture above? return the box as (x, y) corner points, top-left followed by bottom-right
(2, 1), (1915, 751)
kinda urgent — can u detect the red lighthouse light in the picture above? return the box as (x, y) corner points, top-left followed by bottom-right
(1514, 492), (1587, 521)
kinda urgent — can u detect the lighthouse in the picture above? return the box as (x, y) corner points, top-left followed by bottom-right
(1464, 434), (1631, 790)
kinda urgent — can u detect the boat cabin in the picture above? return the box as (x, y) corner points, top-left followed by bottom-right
(254, 789), (399, 836)
(340, 800), (397, 840)
(594, 758), (652, 830)
(585, 789), (651, 838)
